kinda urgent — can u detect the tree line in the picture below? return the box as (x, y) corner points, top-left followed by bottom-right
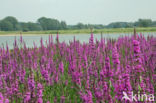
(0, 16), (156, 31)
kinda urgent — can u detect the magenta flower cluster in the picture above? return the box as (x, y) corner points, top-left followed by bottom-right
(0, 34), (155, 103)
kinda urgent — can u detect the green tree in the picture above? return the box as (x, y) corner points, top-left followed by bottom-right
(20, 22), (29, 32)
(37, 17), (49, 30)
(3, 16), (21, 30)
(20, 22), (42, 31)
(0, 20), (14, 31)
(27, 22), (42, 31)
(106, 22), (134, 28)
(134, 19), (152, 27)
(37, 17), (61, 30)
(76, 23), (85, 29)
(151, 21), (156, 27)
(60, 21), (67, 29)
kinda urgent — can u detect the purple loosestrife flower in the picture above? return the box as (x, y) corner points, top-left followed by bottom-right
(33, 60), (38, 70)
(37, 98), (43, 103)
(105, 56), (112, 78)
(94, 87), (103, 102)
(28, 52), (33, 67)
(112, 43), (120, 75)
(133, 40), (140, 51)
(18, 66), (26, 83)
(80, 92), (88, 103)
(46, 60), (51, 72)
(41, 68), (50, 82)
(100, 38), (105, 52)
(41, 56), (46, 64)
(85, 67), (91, 89)
(89, 33), (95, 58)
(28, 76), (35, 91)
(0, 76), (3, 89)
(133, 40), (144, 72)
(6, 86), (13, 96)
(100, 68), (106, 80)
(72, 71), (81, 86)
(99, 54), (104, 66)
(59, 61), (64, 74)
(11, 79), (19, 93)
(4, 99), (9, 103)
(0, 32), (155, 102)
(122, 68), (132, 102)
(114, 75), (124, 101)
(124, 67), (132, 92)
(0, 92), (9, 103)
(37, 83), (43, 97)
(24, 92), (31, 103)
(89, 33), (94, 47)
(133, 39), (147, 93)
(107, 95), (113, 103)
(79, 90), (93, 103)
(0, 93), (4, 102)
(84, 54), (88, 69)
(87, 90), (93, 103)
(88, 65), (94, 76)
(37, 83), (43, 103)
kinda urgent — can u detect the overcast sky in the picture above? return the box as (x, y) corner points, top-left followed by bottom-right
(0, 0), (156, 25)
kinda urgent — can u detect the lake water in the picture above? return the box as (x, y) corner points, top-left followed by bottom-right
(0, 33), (156, 49)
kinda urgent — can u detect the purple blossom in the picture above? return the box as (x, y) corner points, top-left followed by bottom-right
(28, 76), (35, 91)
(24, 92), (31, 103)
(112, 43), (120, 75)
(0, 33), (155, 103)
(59, 61), (64, 74)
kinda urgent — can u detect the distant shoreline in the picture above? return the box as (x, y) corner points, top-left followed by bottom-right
(0, 34), (44, 36)
(0, 27), (156, 36)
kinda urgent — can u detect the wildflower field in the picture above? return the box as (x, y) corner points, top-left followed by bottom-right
(0, 33), (155, 103)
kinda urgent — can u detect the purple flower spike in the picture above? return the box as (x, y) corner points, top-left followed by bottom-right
(59, 61), (64, 74)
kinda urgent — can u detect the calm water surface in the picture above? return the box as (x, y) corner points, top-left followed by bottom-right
(0, 33), (155, 49)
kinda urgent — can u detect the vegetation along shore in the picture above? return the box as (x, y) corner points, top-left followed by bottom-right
(0, 27), (156, 35)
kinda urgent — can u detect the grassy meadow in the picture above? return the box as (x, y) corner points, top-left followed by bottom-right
(0, 27), (156, 35)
